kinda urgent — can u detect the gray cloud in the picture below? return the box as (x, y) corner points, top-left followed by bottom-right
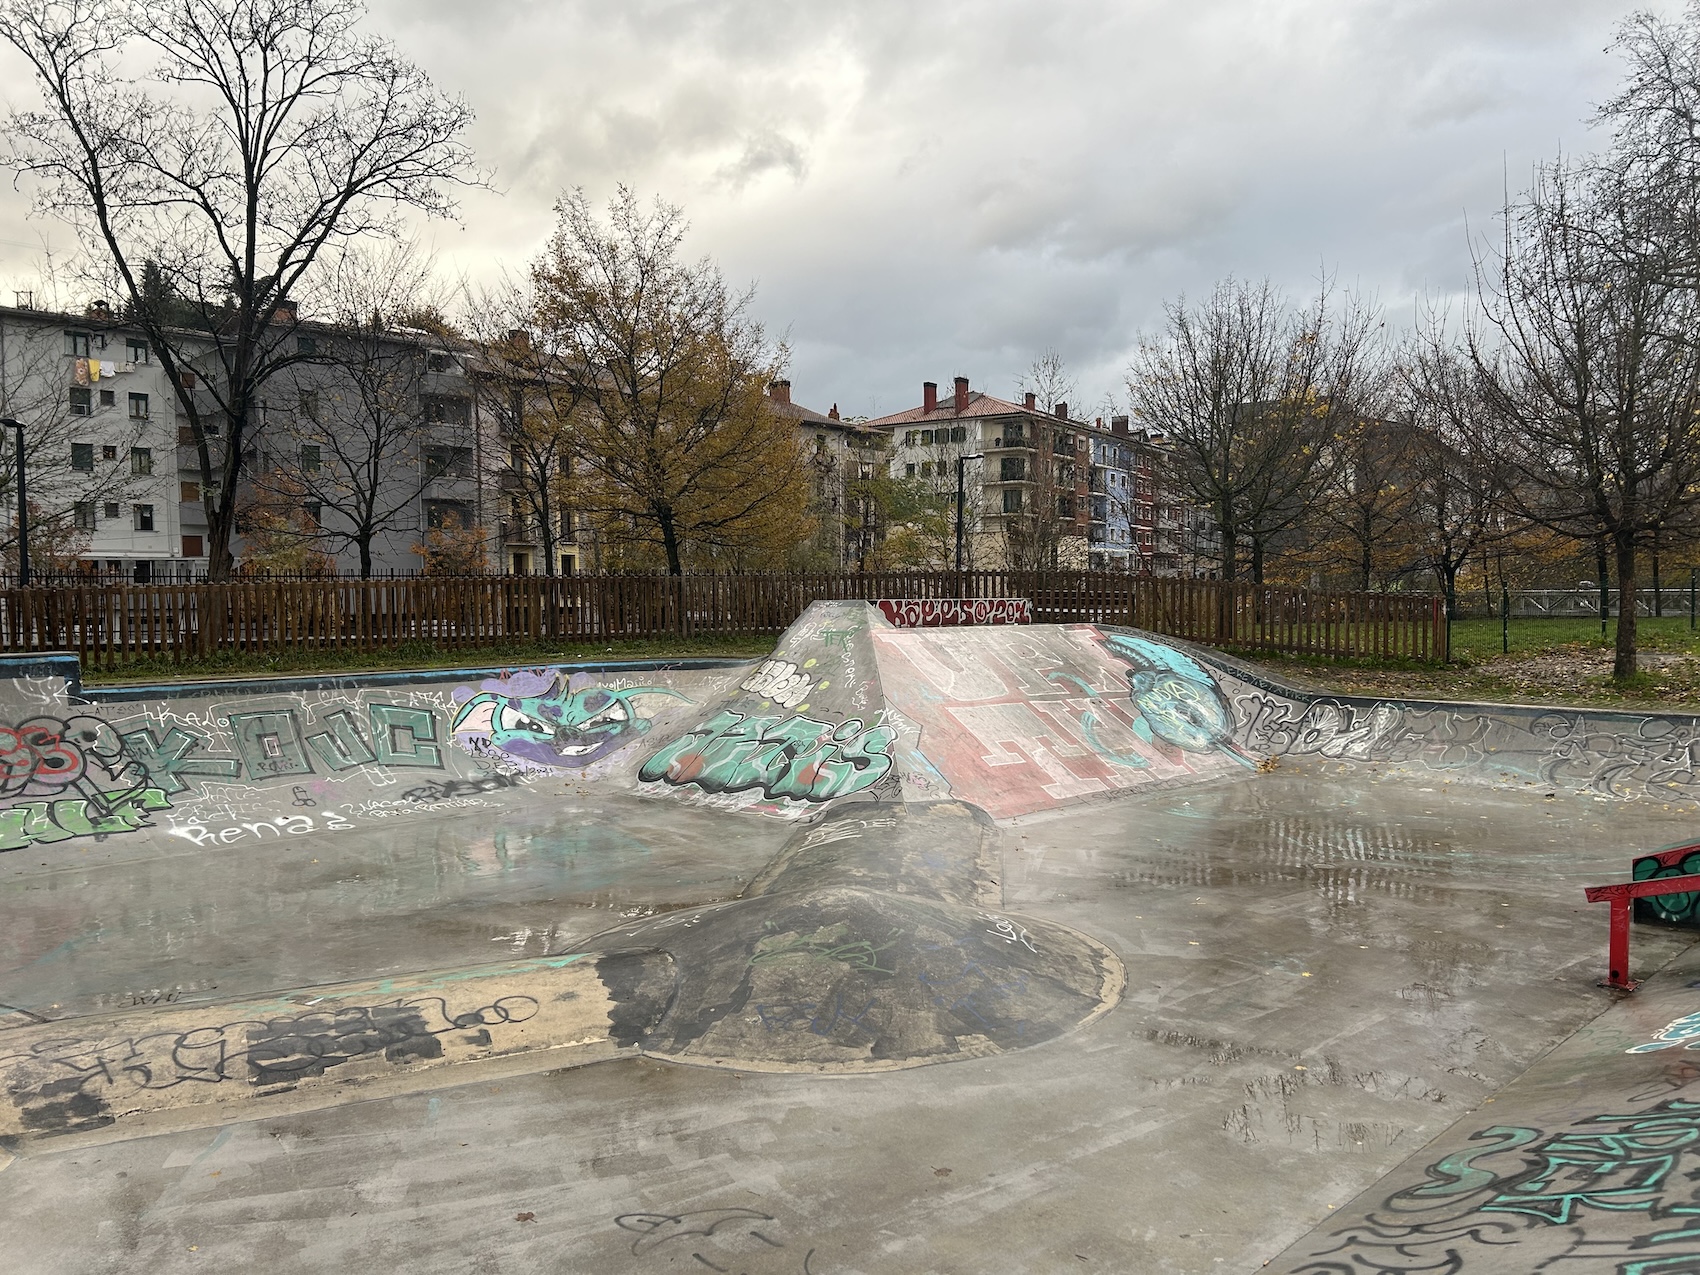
(0, 0), (1678, 416)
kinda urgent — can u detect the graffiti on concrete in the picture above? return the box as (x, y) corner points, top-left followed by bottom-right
(639, 708), (894, 804)
(0, 993), (540, 1132)
(876, 597), (1032, 627)
(1292, 1099), (1700, 1273)
(741, 658), (816, 710)
(450, 670), (691, 772)
(1099, 634), (1242, 756)
(1633, 848), (1700, 925)
(614, 1205), (819, 1273)
(1629, 1012), (1700, 1053)
(0, 714), (167, 850)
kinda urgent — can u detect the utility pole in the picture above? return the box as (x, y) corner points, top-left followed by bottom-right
(2, 418), (25, 586)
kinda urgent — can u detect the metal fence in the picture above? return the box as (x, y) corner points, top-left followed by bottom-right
(0, 571), (1449, 669)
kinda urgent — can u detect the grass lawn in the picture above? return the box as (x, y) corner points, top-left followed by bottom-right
(1245, 615), (1700, 712)
(82, 632), (778, 686)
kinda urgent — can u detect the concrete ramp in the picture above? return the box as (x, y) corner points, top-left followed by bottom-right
(873, 619), (1254, 820)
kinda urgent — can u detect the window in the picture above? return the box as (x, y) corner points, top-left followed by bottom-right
(1000, 456), (1025, 481)
(99, 389), (115, 408)
(1002, 488), (1023, 514)
(177, 426), (196, 446)
(69, 387), (92, 416)
(133, 504), (155, 532)
(102, 444), (116, 460)
(920, 461), (934, 477)
(421, 394), (470, 425)
(427, 352), (454, 373)
(73, 502), (95, 531)
(508, 444), (524, 473)
(950, 426), (966, 443)
(103, 502), (119, 519)
(71, 442), (93, 471)
(131, 447), (153, 475)
(1058, 495), (1073, 519)
(180, 481), (200, 503)
(298, 391), (318, 419)
(424, 446), (472, 478)
(904, 430), (918, 447)
(300, 444), (321, 474)
(425, 499), (471, 530)
(303, 502), (322, 526)
(126, 339), (149, 364)
(178, 370), (197, 390)
(1004, 423), (1025, 446)
(920, 429), (934, 445)
(128, 392), (149, 419)
(181, 535), (203, 558)
(904, 463), (916, 478)
(296, 335), (317, 356)
(65, 331), (90, 357)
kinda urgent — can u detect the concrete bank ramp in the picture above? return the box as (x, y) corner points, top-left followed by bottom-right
(1268, 939), (1700, 1273)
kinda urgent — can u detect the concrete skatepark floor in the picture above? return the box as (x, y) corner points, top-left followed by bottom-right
(3, 761), (1697, 1273)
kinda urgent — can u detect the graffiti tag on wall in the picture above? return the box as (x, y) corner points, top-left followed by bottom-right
(876, 598), (1032, 627)
(639, 709), (894, 804)
(450, 670), (690, 772)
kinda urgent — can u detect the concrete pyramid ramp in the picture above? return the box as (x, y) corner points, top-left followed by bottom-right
(871, 618), (1255, 820)
(630, 600), (900, 821)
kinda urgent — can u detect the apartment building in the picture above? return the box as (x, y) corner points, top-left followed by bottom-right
(763, 379), (886, 570)
(0, 299), (495, 579)
(865, 377), (1089, 569)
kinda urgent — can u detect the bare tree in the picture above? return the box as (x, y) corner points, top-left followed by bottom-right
(1467, 157), (1700, 680)
(1125, 277), (1383, 582)
(530, 188), (810, 576)
(261, 243), (467, 576)
(0, 0), (478, 579)
(1397, 332), (1505, 618)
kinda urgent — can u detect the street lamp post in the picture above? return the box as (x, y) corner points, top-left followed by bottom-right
(954, 452), (984, 574)
(1, 418), (24, 586)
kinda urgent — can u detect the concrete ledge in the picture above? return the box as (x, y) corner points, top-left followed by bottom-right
(0, 953), (628, 1148)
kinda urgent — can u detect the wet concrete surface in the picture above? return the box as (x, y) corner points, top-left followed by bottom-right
(5, 760), (1697, 1272)
(0, 787), (790, 1025)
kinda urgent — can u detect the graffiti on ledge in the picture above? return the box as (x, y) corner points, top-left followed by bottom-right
(876, 598), (1031, 628)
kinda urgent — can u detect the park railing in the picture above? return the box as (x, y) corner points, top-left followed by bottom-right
(0, 571), (1447, 670)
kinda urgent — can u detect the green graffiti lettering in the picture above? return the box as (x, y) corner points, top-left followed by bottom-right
(640, 710), (892, 803)
(306, 709), (377, 772)
(0, 787), (170, 852)
(369, 704), (441, 768)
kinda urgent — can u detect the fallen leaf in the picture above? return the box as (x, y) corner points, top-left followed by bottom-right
(516, 1212), (536, 1223)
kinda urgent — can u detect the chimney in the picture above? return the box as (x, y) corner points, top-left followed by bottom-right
(1023, 391), (1036, 411)
(767, 379), (792, 405)
(953, 376), (969, 413)
(828, 404), (840, 420)
(1054, 401), (1068, 420)
(89, 299), (112, 322)
(274, 298), (298, 323)
(1111, 415), (1129, 436)
(507, 328), (532, 351)
(923, 381), (938, 413)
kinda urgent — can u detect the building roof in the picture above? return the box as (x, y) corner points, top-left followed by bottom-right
(864, 388), (1065, 430)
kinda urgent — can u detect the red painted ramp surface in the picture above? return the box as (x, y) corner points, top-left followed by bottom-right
(870, 622), (1252, 820)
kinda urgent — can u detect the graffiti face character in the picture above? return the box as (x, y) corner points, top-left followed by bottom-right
(452, 673), (689, 771)
(1102, 634), (1236, 754)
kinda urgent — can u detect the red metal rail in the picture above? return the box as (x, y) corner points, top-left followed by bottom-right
(1583, 870), (1700, 990)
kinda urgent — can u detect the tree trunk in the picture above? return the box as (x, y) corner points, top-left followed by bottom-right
(1440, 562), (1459, 620)
(1614, 533), (1639, 681)
(358, 538), (372, 579)
(207, 514), (236, 582)
(1250, 537), (1265, 585)
(658, 508), (683, 576)
(1596, 537), (1610, 626)
(1653, 536), (1663, 617)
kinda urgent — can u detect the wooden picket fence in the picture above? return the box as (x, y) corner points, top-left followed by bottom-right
(0, 571), (1448, 669)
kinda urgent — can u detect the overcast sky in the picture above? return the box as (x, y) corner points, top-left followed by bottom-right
(0, 0), (1680, 419)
